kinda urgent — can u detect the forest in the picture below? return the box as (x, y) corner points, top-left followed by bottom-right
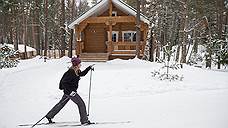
(0, 0), (227, 69)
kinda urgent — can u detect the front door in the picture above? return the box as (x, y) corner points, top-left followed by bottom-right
(84, 23), (106, 53)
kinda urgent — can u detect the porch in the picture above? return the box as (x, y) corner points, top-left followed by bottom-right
(78, 41), (145, 61)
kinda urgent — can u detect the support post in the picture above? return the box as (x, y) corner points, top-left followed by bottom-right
(75, 25), (80, 56)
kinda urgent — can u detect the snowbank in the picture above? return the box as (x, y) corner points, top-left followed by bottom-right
(0, 57), (228, 128)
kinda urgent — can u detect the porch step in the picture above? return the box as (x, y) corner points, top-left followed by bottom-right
(79, 53), (109, 62)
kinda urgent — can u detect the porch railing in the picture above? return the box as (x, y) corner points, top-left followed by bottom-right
(78, 41), (146, 56)
(107, 41), (146, 56)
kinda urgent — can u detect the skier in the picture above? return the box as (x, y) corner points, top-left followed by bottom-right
(45, 57), (93, 125)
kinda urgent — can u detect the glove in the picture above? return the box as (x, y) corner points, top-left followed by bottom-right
(89, 64), (95, 71)
(70, 91), (76, 96)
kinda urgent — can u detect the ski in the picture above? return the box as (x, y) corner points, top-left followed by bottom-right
(19, 121), (131, 127)
(18, 121), (79, 127)
(56, 121), (131, 127)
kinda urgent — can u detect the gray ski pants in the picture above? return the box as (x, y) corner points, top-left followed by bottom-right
(46, 93), (88, 123)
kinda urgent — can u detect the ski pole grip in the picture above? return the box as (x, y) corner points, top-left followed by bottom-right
(90, 64), (95, 71)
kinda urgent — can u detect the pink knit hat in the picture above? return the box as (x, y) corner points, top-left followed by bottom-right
(71, 57), (81, 66)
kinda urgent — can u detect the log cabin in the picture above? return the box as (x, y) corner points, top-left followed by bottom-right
(68, 0), (150, 61)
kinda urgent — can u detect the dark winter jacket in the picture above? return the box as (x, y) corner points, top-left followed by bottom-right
(59, 66), (91, 95)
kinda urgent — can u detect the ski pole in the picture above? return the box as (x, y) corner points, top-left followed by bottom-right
(31, 116), (46, 128)
(31, 96), (70, 128)
(87, 65), (94, 116)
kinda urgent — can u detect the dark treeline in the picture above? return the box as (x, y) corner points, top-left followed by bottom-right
(125, 0), (227, 69)
(0, 0), (90, 58)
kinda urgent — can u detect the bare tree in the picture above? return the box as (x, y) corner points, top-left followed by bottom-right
(34, 0), (41, 55)
(136, 0), (141, 58)
(68, 0), (76, 58)
(22, 1), (28, 59)
(217, 0), (225, 69)
(44, 0), (48, 58)
(60, 0), (66, 57)
(179, 0), (188, 63)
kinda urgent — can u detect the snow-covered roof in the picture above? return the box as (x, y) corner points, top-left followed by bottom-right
(68, 0), (150, 29)
(6, 44), (36, 53)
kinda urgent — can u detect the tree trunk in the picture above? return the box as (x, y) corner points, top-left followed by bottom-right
(68, 0), (75, 58)
(217, 0), (224, 69)
(181, 38), (187, 63)
(180, 0), (188, 63)
(68, 29), (73, 58)
(136, 0), (141, 58)
(175, 15), (181, 62)
(60, 0), (66, 57)
(22, 1), (27, 59)
(14, 11), (19, 51)
(176, 45), (180, 62)
(25, 9), (28, 59)
(205, 16), (212, 69)
(205, 45), (212, 69)
(2, 8), (8, 42)
(141, 0), (146, 15)
(160, 30), (165, 60)
(155, 42), (160, 62)
(31, 14), (36, 50)
(44, 0), (48, 58)
(9, 19), (13, 44)
(192, 29), (198, 53)
(14, 17), (19, 51)
(34, 0), (41, 55)
(149, 29), (155, 62)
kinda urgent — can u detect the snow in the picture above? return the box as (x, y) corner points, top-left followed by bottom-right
(0, 57), (228, 128)
(6, 44), (36, 52)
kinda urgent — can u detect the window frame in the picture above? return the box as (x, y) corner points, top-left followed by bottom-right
(107, 31), (119, 42)
(112, 11), (117, 16)
(122, 31), (137, 42)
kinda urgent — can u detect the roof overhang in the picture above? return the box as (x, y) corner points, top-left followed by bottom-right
(68, 0), (150, 29)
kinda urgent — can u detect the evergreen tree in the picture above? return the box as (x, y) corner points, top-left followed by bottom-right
(0, 43), (19, 69)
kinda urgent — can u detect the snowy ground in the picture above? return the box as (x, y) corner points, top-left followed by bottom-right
(0, 57), (228, 128)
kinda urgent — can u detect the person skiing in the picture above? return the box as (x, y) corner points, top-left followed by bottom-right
(45, 57), (93, 125)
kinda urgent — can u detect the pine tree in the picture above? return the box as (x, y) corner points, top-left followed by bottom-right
(0, 44), (19, 69)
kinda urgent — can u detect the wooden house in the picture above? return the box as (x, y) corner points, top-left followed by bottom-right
(68, 0), (150, 61)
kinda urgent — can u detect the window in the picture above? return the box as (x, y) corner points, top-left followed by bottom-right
(132, 32), (136, 41)
(122, 31), (136, 42)
(112, 11), (117, 16)
(123, 33), (131, 42)
(107, 31), (119, 42)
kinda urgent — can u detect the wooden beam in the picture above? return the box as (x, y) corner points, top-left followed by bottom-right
(78, 22), (87, 32)
(107, 0), (113, 53)
(83, 16), (136, 24)
(77, 16), (148, 31)
(140, 22), (148, 31)
(75, 25), (80, 55)
(109, 0), (112, 17)
(142, 28), (147, 55)
(112, 41), (145, 46)
(78, 16), (147, 32)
